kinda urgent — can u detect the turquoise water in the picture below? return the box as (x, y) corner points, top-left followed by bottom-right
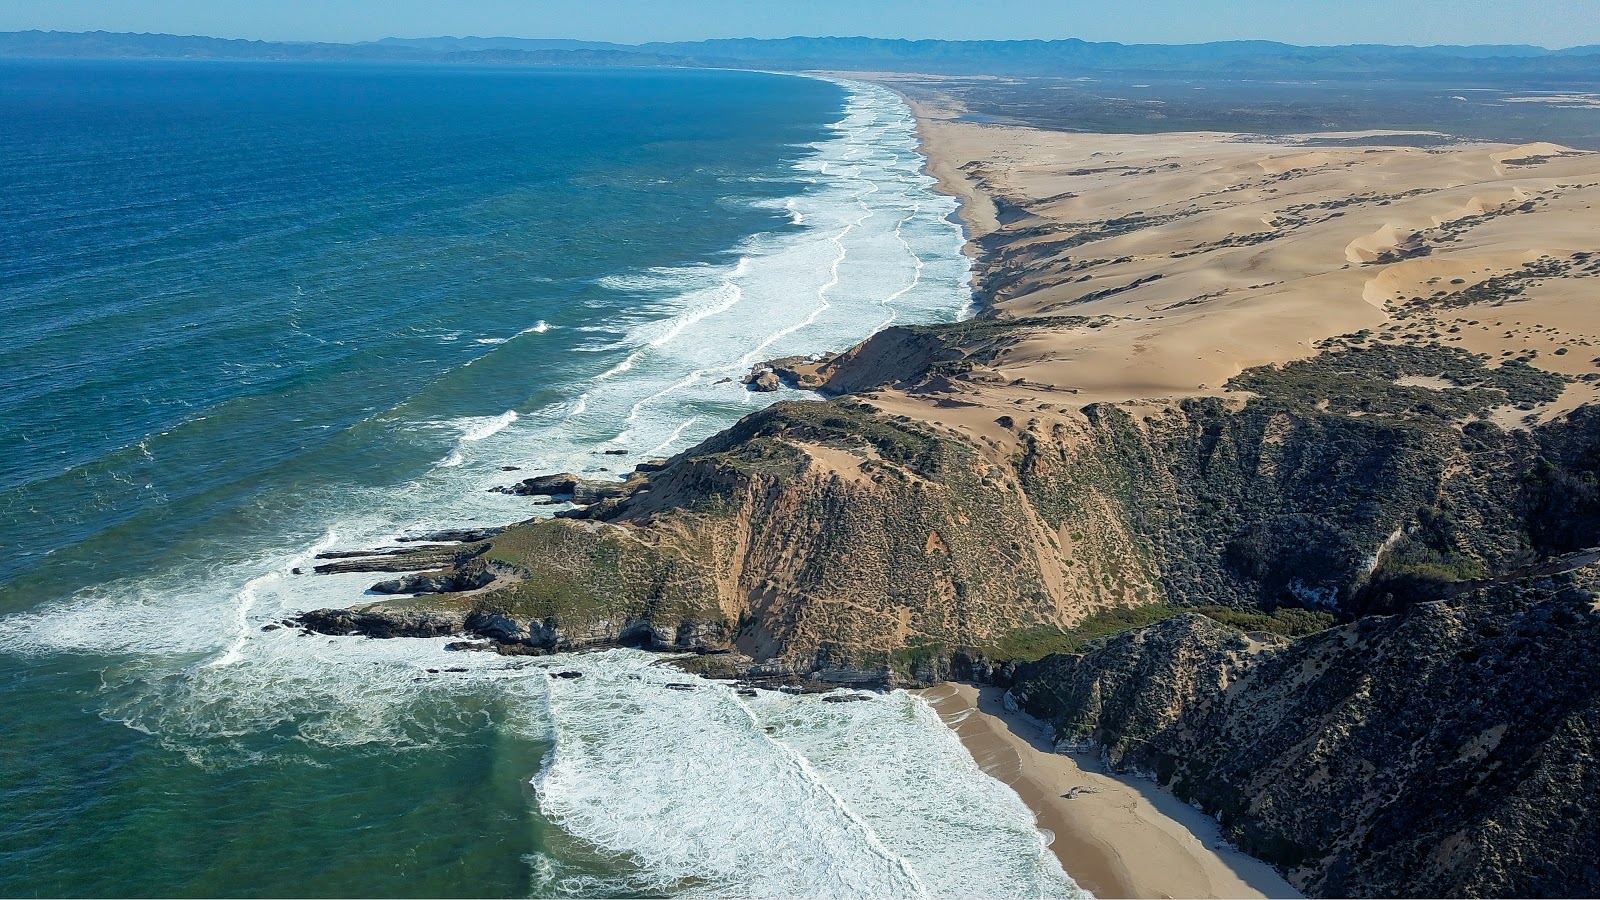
(0, 60), (1080, 898)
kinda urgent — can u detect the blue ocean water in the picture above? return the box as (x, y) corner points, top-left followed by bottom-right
(0, 59), (1080, 898)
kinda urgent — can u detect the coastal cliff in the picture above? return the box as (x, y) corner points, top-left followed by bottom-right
(1007, 564), (1600, 897)
(296, 114), (1600, 895)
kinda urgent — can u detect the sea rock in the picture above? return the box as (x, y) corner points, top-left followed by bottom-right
(396, 527), (503, 544)
(510, 472), (630, 504)
(749, 371), (781, 392)
(312, 546), (470, 575)
(494, 643), (549, 656)
(296, 608), (466, 639)
(511, 473), (581, 496)
(743, 355), (829, 391)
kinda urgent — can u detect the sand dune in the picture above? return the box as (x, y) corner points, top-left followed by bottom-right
(878, 111), (1600, 432)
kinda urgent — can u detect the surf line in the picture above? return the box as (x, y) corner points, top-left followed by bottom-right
(737, 178), (880, 372)
(204, 528), (339, 669)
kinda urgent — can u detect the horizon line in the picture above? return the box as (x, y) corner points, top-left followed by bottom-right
(5, 28), (1597, 54)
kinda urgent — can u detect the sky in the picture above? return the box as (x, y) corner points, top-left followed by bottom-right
(1, 0), (1596, 49)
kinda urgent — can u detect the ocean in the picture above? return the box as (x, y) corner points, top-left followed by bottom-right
(0, 59), (1081, 898)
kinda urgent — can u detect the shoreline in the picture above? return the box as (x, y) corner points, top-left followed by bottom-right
(836, 73), (999, 249)
(922, 683), (1301, 900)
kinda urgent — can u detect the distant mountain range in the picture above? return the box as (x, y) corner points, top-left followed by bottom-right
(3, 30), (1599, 81)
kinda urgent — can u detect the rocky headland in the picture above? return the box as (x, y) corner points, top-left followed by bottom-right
(294, 107), (1600, 896)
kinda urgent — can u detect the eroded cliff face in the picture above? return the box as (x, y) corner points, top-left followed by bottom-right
(302, 329), (1598, 694)
(1008, 566), (1600, 898)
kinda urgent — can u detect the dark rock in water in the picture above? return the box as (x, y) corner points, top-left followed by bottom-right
(664, 682), (696, 691)
(312, 545), (472, 575)
(745, 370), (781, 392)
(551, 670), (583, 679)
(635, 459), (670, 473)
(603, 449), (628, 455)
(260, 623), (280, 632)
(511, 473), (581, 496)
(426, 668), (440, 674)
(296, 608), (466, 639)
(743, 355), (828, 391)
(501, 465), (522, 471)
(442, 667), (467, 673)
(494, 643), (549, 656)
(821, 693), (871, 703)
(396, 527), (504, 544)
(736, 688), (759, 697)
(291, 567), (303, 575)
(511, 472), (631, 505)
(445, 640), (494, 652)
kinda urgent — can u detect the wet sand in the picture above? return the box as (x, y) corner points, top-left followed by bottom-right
(922, 683), (1301, 900)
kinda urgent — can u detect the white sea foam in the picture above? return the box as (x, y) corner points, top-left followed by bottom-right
(0, 78), (1060, 898)
(530, 651), (1081, 899)
(457, 410), (519, 442)
(434, 411), (519, 467)
(476, 321), (550, 344)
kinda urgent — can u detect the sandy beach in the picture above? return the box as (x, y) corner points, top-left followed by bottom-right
(923, 683), (1300, 900)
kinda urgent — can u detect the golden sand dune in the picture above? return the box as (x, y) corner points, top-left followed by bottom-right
(876, 112), (1600, 443)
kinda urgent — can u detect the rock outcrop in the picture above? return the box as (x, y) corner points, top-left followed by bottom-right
(305, 339), (1595, 688)
(1007, 565), (1600, 898)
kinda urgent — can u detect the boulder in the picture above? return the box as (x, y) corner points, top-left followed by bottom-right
(511, 473), (581, 497)
(745, 370), (781, 392)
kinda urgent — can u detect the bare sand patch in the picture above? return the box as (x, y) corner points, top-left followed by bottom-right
(922, 683), (1302, 900)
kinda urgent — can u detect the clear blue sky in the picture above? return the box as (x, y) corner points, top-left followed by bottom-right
(2, 0), (1596, 49)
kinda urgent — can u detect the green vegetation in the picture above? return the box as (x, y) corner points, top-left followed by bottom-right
(711, 397), (959, 476)
(988, 602), (1337, 662)
(988, 605), (1183, 661)
(1227, 342), (1567, 420)
(1190, 605), (1338, 638)
(891, 640), (947, 674)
